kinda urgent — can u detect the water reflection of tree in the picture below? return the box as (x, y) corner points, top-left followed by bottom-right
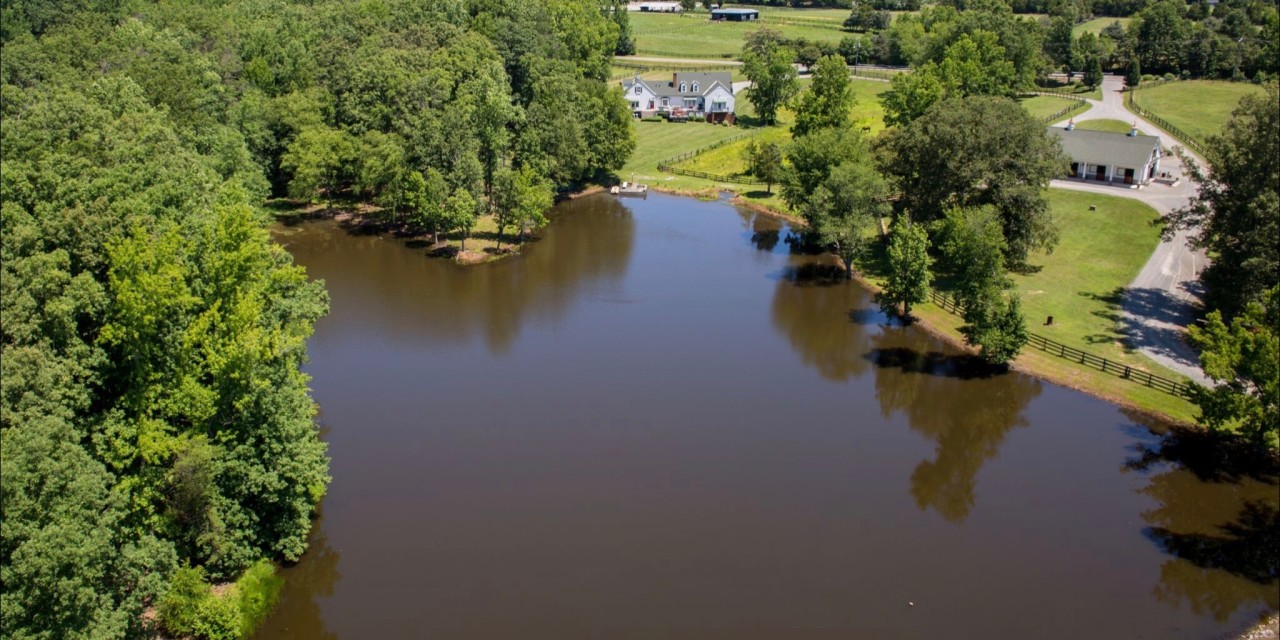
(868, 327), (1043, 523)
(284, 195), (635, 355)
(1123, 418), (1280, 621)
(769, 260), (881, 381)
(733, 206), (783, 253)
(253, 528), (340, 640)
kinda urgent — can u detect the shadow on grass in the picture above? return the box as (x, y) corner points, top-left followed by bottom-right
(742, 190), (774, 198)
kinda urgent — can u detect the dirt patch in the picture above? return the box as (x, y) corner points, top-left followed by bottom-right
(455, 250), (489, 265)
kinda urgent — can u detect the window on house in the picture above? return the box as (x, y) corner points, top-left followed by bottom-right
(679, 82), (687, 92)
(661, 98), (668, 106)
(634, 85), (641, 94)
(691, 82), (699, 92)
(630, 101), (639, 109)
(712, 101), (727, 111)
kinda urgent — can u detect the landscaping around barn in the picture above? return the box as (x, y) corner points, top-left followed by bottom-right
(1073, 118), (1136, 133)
(1132, 80), (1267, 142)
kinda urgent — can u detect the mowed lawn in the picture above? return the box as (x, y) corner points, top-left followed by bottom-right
(632, 12), (846, 58)
(1074, 118), (1133, 133)
(1134, 80), (1264, 141)
(678, 78), (890, 178)
(1073, 17), (1130, 35)
(895, 188), (1197, 421)
(1020, 94), (1084, 122)
(621, 120), (749, 191)
(612, 64), (746, 82)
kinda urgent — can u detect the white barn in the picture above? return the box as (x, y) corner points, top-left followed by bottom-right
(1049, 123), (1163, 187)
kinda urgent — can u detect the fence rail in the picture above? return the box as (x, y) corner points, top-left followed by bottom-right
(925, 290), (1195, 398)
(1126, 86), (1207, 155)
(654, 131), (764, 185)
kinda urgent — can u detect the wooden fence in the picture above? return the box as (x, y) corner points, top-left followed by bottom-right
(1125, 84), (1207, 155)
(925, 290), (1196, 398)
(655, 132), (765, 185)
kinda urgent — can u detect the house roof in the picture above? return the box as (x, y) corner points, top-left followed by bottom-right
(622, 72), (733, 98)
(1048, 126), (1161, 169)
(712, 7), (759, 14)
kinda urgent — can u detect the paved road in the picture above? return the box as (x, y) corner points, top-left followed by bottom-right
(1048, 75), (1210, 384)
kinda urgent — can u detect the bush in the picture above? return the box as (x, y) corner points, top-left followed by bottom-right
(641, 115), (663, 122)
(235, 561), (284, 637)
(159, 566), (211, 636)
(192, 596), (241, 640)
(1162, 72), (1176, 81)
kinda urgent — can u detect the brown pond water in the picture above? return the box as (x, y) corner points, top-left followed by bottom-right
(260, 192), (1277, 639)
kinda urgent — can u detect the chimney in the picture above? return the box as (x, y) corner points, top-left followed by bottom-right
(672, 72), (678, 87)
(1128, 121), (1139, 137)
(1066, 118), (1075, 131)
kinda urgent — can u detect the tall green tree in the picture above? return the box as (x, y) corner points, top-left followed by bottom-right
(742, 42), (800, 126)
(876, 218), (933, 321)
(1161, 84), (1279, 320)
(878, 96), (1067, 267)
(782, 127), (868, 216)
(493, 165), (554, 249)
(744, 140), (785, 194)
(792, 54), (856, 138)
(1186, 286), (1279, 450)
(446, 187), (479, 251)
(280, 125), (357, 208)
(805, 160), (891, 279)
(1083, 55), (1104, 89)
(1125, 57), (1141, 88)
(881, 64), (946, 126)
(960, 290), (1029, 365)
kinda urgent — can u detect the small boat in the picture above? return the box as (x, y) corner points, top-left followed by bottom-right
(610, 181), (648, 198)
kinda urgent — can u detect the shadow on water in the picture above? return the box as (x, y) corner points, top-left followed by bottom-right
(770, 259), (887, 382)
(1122, 411), (1280, 621)
(768, 257), (1042, 524)
(253, 527), (340, 640)
(273, 195), (636, 355)
(868, 326), (1043, 524)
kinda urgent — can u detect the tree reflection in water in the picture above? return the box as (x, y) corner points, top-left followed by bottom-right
(1124, 416), (1280, 621)
(868, 326), (1043, 523)
(253, 527), (340, 640)
(770, 259), (1043, 524)
(274, 195), (635, 356)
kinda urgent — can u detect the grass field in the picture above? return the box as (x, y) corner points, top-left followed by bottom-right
(621, 119), (750, 192)
(677, 78), (890, 179)
(612, 64), (747, 82)
(864, 188), (1197, 422)
(632, 11), (848, 59)
(1074, 118), (1133, 133)
(1020, 94), (1084, 121)
(1133, 80), (1264, 142)
(1073, 17), (1130, 35)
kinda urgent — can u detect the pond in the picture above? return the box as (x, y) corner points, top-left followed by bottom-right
(260, 192), (1277, 639)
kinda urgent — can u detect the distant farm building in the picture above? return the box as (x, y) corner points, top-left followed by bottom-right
(711, 7), (759, 20)
(1049, 123), (1162, 187)
(622, 72), (736, 124)
(634, 2), (683, 12)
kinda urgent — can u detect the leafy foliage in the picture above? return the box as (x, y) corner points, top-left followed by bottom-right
(877, 219), (933, 320)
(877, 96), (1067, 267)
(742, 39), (800, 126)
(1161, 83), (1279, 320)
(792, 54), (856, 138)
(1187, 287), (1279, 450)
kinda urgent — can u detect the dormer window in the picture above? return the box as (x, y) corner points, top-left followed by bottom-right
(634, 85), (641, 94)
(679, 82), (687, 92)
(691, 82), (699, 92)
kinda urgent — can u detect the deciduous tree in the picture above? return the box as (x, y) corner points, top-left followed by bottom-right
(877, 218), (933, 320)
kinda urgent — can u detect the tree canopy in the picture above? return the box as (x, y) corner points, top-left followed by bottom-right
(1, 0), (632, 636)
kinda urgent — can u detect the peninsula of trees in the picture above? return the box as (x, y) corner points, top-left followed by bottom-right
(1, 0), (633, 638)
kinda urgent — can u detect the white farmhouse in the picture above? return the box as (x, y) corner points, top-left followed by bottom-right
(621, 72), (736, 123)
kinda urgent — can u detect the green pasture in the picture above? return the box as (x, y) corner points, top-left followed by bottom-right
(1073, 17), (1130, 35)
(631, 11), (848, 59)
(1133, 80), (1265, 142)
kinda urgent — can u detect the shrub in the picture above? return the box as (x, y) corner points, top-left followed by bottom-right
(641, 115), (663, 122)
(159, 566), (211, 636)
(235, 561), (284, 637)
(1162, 72), (1175, 81)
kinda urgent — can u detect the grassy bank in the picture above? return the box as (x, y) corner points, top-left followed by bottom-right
(1021, 94), (1085, 121)
(1134, 80), (1265, 141)
(863, 188), (1198, 423)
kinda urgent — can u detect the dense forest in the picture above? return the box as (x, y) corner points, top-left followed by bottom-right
(0, 0), (632, 637)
